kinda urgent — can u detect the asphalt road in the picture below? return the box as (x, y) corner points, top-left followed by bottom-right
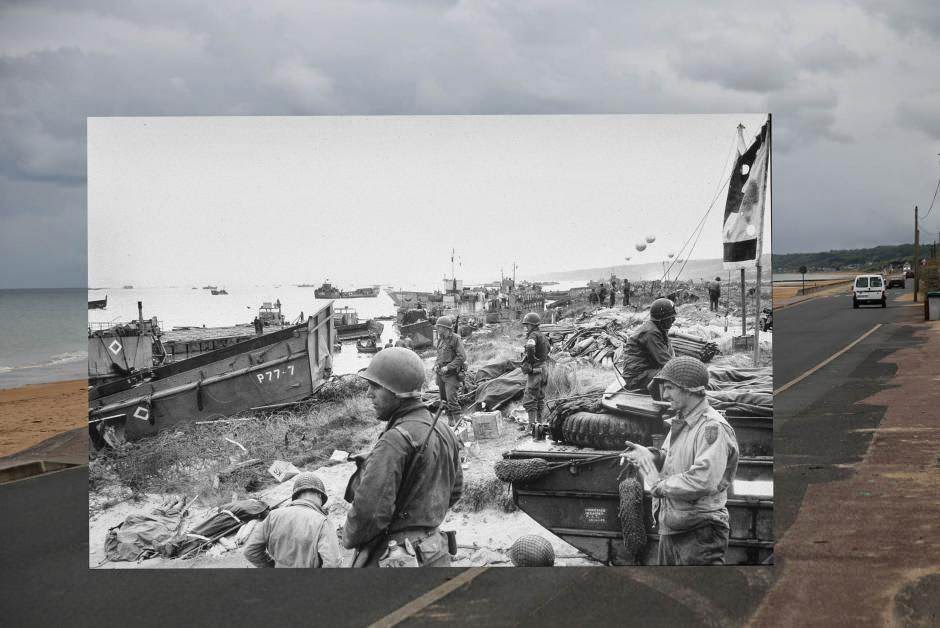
(1, 281), (931, 627)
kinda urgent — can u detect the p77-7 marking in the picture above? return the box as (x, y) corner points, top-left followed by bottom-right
(256, 364), (295, 383)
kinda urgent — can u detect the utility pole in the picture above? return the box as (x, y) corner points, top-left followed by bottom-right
(914, 206), (920, 302)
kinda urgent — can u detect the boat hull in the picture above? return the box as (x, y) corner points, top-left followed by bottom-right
(89, 304), (334, 442)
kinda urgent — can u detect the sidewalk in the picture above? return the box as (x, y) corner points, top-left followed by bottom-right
(752, 318), (940, 626)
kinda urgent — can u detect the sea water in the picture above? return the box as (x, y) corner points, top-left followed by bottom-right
(0, 289), (88, 389)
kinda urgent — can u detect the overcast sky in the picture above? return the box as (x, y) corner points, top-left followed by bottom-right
(2, 1), (939, 288)
(88, 114), (768, 289)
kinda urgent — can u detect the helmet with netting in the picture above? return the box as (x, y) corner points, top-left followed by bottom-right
(292, 472), (328, 504)
(649, 356), (709, 394)
(508, 534), (555, 567)
(649, 298), (676, 322)
(435, 315), (454, 329)
(522, 312), (541, 326)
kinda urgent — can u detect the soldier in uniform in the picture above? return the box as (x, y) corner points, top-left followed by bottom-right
(434, 315), (466, 427)
(707, 276), (722, 311)
(244, 472), (341, 568)
(342, 348), (463, 567)
(621, 356), (739, 565)
(520, 312), (550, 429)
(618, 298), (676, 394)
(622, 278), (630, 307)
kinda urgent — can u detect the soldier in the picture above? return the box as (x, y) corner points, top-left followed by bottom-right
(520, 312), (550, 429)
(433, 315), (466, 427)
(618, 298), (676, 394)
(342, 348), (463, 567)
(243, 472), (341, 568)
(589, 288), (599, 306)
(598, 283), (607, 307)
(621, 356), (739, 565)
(609, 279), (617, 308)
(707, 276), (722, 311)
(622, 279), (630, 307)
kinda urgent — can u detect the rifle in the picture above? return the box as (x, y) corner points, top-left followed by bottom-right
(350, 404), (446, 567)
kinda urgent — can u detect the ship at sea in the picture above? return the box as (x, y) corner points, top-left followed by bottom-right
(314, 281), (380, 299)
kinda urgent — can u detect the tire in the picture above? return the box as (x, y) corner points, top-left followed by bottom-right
(561, 411), (654, 450)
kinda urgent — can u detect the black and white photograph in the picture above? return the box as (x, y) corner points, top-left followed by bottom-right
(86, 113), (772, 568)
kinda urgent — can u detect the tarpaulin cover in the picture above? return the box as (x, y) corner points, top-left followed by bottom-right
(161, 498), (270, 558)
(104, 513), (178, 562)
(707, 365), (772, 392)
(470, 366), (527, 410)
(705, 390), (773, 417)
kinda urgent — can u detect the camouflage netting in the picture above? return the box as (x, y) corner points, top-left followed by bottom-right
(618, 467), (647, 565)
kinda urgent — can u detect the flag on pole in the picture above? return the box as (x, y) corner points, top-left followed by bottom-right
(722, 118), (770, 269)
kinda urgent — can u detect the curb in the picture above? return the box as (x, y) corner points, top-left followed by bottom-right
(0, 459), (83, 485)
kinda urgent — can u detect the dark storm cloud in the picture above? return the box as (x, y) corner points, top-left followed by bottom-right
(0, 1), (937, 281)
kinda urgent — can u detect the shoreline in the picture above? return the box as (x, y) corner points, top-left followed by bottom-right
(0, 379), (87, 458)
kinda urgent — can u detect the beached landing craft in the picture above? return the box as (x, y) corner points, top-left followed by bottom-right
(88, 303), (334, 445)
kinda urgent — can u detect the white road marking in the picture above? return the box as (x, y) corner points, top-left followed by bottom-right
(368, 567), (489, 627)
(774, 324), (883, 395)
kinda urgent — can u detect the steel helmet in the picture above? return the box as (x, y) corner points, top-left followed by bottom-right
(509, 534), (555, 567)
(358, 347), (426, 398)
(649, 298), (676, 322)
(522, 312), (541, 326)
(435, 315), (454, 329)
(649, 356), (709, 394)
(292, 472), (328, 504)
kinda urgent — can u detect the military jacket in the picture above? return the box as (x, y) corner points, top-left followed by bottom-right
(343, 400), (463, 550)
(435, 333), (467, 374)
(651, 398), (739, 535)
(523, 329), (550, 368)
(620, 320), (674, 384)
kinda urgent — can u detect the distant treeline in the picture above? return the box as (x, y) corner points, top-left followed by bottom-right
(772, 244), (916, 272)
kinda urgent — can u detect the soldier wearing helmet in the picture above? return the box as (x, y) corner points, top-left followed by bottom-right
(433, 315), (467, 427)
(617, 298), (677, 394)
(342, 348), (463, 567)
(520, 312), (550, 429)
(621, 356), (739, 565)
(244, 472), (340, 568)
(707, 276), (722, 311)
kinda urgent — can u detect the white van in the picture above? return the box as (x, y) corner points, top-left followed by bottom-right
(853, 274), (886, 309)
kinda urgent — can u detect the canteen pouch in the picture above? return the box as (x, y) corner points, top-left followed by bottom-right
(413, 531), (448, 565)
(445, 530), (458, 555)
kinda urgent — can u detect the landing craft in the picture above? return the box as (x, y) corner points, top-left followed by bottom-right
(88, 303), (335, 445)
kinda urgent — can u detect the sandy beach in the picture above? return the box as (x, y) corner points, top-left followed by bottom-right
(0, 379), (87, 458)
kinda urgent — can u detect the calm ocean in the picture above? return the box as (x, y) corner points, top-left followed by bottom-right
(0, 288), (88, 389)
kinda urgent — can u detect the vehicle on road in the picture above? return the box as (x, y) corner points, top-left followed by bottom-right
(886, 273), (906, 289)
(853, 274), (886, 309)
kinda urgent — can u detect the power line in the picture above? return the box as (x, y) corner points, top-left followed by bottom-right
(922, 174), (940, 220)
(659, 134), (738, 285)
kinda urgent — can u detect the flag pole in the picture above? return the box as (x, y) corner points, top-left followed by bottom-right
(753, 114), (771, 366)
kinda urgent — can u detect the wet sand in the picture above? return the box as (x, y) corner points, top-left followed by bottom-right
(0, 379), (87, 457)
